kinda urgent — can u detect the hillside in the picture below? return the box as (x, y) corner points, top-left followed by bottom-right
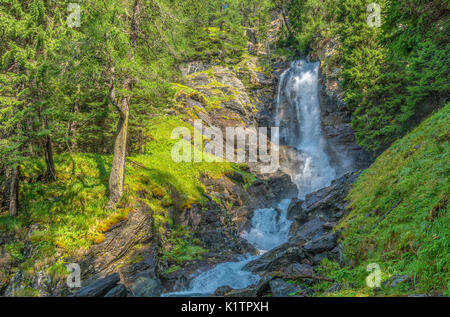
(0, 0), (448, 300)
(317, 103), (449, 296)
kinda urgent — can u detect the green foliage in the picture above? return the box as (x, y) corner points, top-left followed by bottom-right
(339, 104), (450, 294)
(4, 242), (25, 263)
(287, 0), (449, 153)
(161, 226), (208, 264)
(288, 0), (341, 52)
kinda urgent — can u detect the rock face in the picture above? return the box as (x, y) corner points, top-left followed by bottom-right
(74, 273), (120, 297)
(178, 201), (257, 256)
(104, 284), (128, 297)
(289, 172), (360, 231)
(244, 243), (305, 274)
(158, 171), (298, 293)
(245, 173), (298, 210)
(131, 276), (162, 297)
(229, 171), (360, 297)
(312, 38), (372, 174)
(269, 279), (304, 297)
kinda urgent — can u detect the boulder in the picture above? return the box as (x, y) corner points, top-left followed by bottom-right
(224, 287), (257, 297)
(283, 263), (314, 278)
(269, 279), (304, 297)
(214, 285), (234, 297)
(243, 243), (305, 273)
(74, 273), (120, 297)
(294, 172), (360, 226)
(290, 218), (327, 244)
(303, 232), (339, 255)
(245, 173), (298, 209)
(382, 275), (411, 289)
(286, 198), (305, 221)
(131, 276), (162, 297)
(104, 284), (128, 297)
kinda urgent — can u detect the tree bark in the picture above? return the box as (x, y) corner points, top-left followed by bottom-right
(107, 0), (140, 208)
(108, 81), (130, 208)
(280, 0), (293, 36)
(8, 166), (19, 217)
(43, 116), (56, 182)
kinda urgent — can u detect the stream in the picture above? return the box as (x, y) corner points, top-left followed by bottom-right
(166, 60), (336, 297)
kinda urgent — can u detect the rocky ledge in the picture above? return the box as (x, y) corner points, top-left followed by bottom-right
(213, 172), (359, 297)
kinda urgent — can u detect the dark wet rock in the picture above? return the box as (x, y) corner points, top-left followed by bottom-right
(326, 282), (341, 293)
(245, 173), (298, 209)
(283, 263), (314, 278)
(269, 279), (304, 297)
(131, 276), (162, 297)
(290, 218), (327, 244)
(382, 275), (411, 289)
(104, 284), (128, 297)
(287, 198), (305, 221)
(317, 65), (372, 173)
(158, 267), (191, 293)
(158, 260), (219, 293)
(312, 252), (329, 266)
(297, 172), (360, 225)
(224, 287), (258, 297)
(74, 273), (120, 297)
(179, 201), (257, 256)
(328, 244), (347, 266)
(303, 232), (339, 255)
(214, 285), (234, 297)
(243, 243), (305, 273)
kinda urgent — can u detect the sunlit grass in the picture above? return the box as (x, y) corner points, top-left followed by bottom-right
(336, 103), (450, 294)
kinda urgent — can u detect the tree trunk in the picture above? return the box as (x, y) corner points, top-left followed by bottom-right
(280, 0), (293, 36)
(8, 166), (19, 217)
(43, 117), (56, 182)
(107, 0), (140, 208)
(108, 83), (130, 208)
(219, 5), (224, 31)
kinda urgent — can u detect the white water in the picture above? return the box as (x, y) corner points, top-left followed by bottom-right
(275, 60), (336, 197)
(166, 199), (292, 296)
(165, 60), (335, 296)
(242, 199), (292, 252)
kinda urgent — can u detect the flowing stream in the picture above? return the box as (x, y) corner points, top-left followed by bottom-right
(166, 60), (336, 296)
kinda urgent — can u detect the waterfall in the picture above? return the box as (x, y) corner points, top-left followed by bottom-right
(275, 60), (336, 197)
(165, 60), (336, 296)
(242, 199), (292, 252)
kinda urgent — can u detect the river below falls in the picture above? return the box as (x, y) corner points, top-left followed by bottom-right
(165, 60), (337, 297)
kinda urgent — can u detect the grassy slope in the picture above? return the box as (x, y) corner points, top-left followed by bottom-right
(0, 116), (245, 289)
(315, 103), (449, 296)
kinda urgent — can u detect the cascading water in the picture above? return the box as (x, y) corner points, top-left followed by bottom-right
(165, 60), (336, 296)
(242, 199), (292, 252)
(276, 60), (336, 197)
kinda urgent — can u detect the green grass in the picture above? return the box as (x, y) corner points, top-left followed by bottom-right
(335, 103), (450, 295)
(0, 115), (246, 284)
(160, 226), (209, 265)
